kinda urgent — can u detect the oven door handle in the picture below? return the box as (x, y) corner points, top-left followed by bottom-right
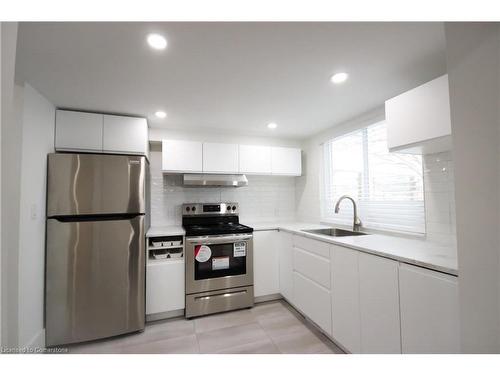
(186, 234), (253, 245)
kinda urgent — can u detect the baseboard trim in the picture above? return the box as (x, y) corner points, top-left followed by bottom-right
(254, 294), (283, 303)
(146, 309), (185, 322)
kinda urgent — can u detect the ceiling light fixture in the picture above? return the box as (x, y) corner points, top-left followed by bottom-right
(155, 111), (167, 119)
(330, 72), (349, 84)
(147, 33), (167, 50)
(267, 122), (278, 129)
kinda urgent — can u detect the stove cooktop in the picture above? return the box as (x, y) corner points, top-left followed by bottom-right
(183, 222), (253, 237)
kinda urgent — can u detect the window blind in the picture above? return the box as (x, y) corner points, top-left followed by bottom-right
(322, 121), (425, 234)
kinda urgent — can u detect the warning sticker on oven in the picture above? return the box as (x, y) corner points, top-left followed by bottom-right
(195, 245), (212, 262)
(233, 242), (246, 257)
(212, 256), (230, 270)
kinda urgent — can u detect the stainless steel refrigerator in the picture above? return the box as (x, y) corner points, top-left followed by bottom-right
(45, 153), (148, 347)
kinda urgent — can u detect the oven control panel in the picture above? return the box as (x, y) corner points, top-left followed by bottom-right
(182, 202), (239, 216)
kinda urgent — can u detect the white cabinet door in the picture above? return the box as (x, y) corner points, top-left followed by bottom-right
(278, 231), (294, 302)
(103, 115), (148, 155)
(239, 145), (272, 174)
(293, 272), (332, 335)
(55, 110), (103, 151)
(331, 245), (361, 353)
(146, 260), (185, 315)
(203, 142), (239, 173)
(162, 139), (203, 172)
(253, 230), (280, 297)
(358, 252), (401, 353)
(271, 147), (302, 176)
(386, 74), (451, 154)
(399, 264), (460, 353)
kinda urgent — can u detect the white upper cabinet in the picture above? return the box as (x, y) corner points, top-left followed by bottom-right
(238, 145), (272, 174)
(271, 147), (302, 176)
(358, 252), (401, 354)
(162, 140), (203, 173)
(55, 110), (103, 152)
(399, 264), (460, 353)
(385, 74), (452, 154)
(203, 142), (239, 173)
(103, 115), (148, 155)
(56, 110), (149, 156)
(160, 140), (301, 175)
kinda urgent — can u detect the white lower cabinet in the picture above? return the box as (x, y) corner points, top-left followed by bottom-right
(358, 252), (401, 353)
(253, 230), (280, 297)
(399, 264), (460, 353)
(146, 260), (185, 315)
(331, 245), (361, 353)
(293, 271), (332, 335)
(278, 231), (294, 303)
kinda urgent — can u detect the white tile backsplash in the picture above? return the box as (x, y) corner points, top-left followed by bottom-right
(150, 150), (296, 226)
(423, 151), (457, 245)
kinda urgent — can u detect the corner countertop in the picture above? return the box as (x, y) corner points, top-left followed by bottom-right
(147, 221), (458, 276)
(246, 221), (458, 276)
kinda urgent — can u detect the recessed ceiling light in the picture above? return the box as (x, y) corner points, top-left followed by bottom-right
(155, 111), (167, 119)
(147, 33), (167, 50)
(330, 72), (349, 84)
(267, 122), (278, 129)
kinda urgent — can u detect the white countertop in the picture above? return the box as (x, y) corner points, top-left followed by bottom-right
(148, 221), (458, 275)
(147, 225), (185, 237)
(247, 221), (458, 276)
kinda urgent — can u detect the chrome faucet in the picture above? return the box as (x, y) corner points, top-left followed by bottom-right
(334, 195), (362, 232)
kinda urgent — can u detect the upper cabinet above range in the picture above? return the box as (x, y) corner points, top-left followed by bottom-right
(385, 74), (452, 154)
(162, 140), (203, 173)
(161, 139), (301, 176)
(55, 110), (149, 157)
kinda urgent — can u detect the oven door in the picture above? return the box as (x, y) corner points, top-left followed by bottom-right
(185, 234), (253, 294)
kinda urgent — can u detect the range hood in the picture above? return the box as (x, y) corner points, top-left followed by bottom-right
(183, 174), (248, 187)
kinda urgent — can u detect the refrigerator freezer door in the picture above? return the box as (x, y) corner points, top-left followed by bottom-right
(45, 215), (145, 347)
(47, 153), (146, 217)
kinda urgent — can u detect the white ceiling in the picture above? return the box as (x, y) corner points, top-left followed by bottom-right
(15, 22), (446, 140)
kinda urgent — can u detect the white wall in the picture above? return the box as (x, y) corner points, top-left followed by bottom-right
(149, 127), (301, 148)
(1, 22), (20, 349)
(296, 107), (386, 223)
(17, 84), (55, 348)
(445, 23), (500, 353)
(149, 128), (300, 227)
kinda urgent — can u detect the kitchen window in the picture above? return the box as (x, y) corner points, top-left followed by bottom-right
(322, 121), (425, 234)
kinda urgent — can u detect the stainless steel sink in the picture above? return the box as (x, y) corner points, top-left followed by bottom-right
(302, 228), (370, 237)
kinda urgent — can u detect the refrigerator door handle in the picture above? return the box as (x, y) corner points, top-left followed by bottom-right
(49, 213), (144, 222)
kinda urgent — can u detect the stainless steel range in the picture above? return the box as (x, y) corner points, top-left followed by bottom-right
(183, 203), (254, 318)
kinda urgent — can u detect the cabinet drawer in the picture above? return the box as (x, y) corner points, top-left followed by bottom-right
(293, 247), (330, 289)
(293, 272), (332, 335)
(293, 235), (330, 258)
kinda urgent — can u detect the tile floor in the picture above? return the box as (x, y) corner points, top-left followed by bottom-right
(61, 300), (344, 354)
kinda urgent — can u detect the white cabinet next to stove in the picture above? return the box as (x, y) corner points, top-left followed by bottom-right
(146, 260), (185, 317)
(253, 230), (280, 298)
